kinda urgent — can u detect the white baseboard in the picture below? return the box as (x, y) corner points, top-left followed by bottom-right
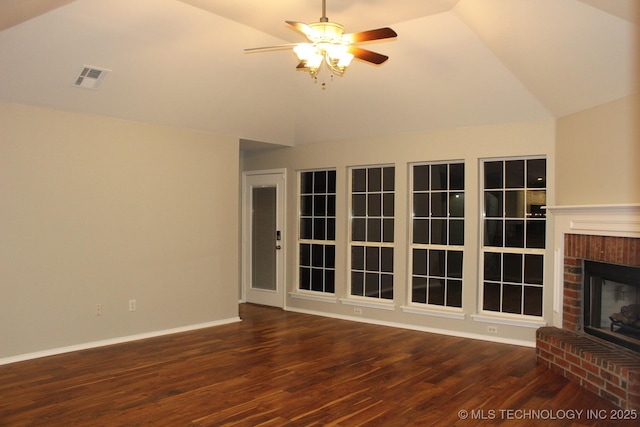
(285, 307), (535, 348)
(0, 316), (242, 366)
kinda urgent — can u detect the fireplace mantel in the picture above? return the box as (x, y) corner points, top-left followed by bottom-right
(546, 204), (640, 328)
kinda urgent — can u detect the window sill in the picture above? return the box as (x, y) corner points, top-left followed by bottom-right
(340, 298), (396, 311)
(289, 292), (337, 304)
(401, 305), (465, 320)
(471, 314), (547, 329)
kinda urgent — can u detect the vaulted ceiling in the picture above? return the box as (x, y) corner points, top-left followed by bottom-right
(0, 0), (637, 147)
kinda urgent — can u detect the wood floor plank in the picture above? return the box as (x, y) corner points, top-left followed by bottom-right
(0, 304), (635, 426)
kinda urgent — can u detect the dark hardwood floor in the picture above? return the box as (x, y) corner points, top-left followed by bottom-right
(0, 304), (635, 426)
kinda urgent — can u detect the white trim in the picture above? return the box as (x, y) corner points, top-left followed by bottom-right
(289, 292), (338, 304)
(0, 317), (241, 366)
(287, 306), (534, 347)
(471, 314), (546, 329)
(339, 298), (396, 311)
(401, 305), (466, 320)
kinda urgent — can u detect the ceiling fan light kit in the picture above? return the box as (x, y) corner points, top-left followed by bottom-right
(245, 0), (396, 86)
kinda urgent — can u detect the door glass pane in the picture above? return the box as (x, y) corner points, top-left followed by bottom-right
(252, 187), (276, 291)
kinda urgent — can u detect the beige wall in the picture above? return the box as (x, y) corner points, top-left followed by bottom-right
(242, 121), (556, 345)
(556, 93), (640, 205)
(0, 102), (240, 359)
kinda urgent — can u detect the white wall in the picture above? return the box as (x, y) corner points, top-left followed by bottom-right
(242, 120), (556, 346)
(556, 93), (640, 205)
(0, 102), (240, 360)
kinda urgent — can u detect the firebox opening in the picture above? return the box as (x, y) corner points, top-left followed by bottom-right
(584, 260), (640, 352)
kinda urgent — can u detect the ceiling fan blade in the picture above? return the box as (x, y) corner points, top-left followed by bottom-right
(286, 20), (314, 40)
(347, 46), (389, 65)
(344, 27), (397, 43)
(244, 43), (299, 53)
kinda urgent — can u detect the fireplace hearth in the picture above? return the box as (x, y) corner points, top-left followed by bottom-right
(584, 260), (640, 352)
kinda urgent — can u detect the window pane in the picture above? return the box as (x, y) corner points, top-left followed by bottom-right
(327, 170), (336, 192)
(366, 246), (379, 271)
(524, 286), (543, 316)
(381, 274), (393, 299)
(485, 192), (503, 217)
(301, 172), (313, 194)
(314, 171), (327, 193)
(352, 194), (366, 216)
(312, 244), (323, 267)
(526, 220), (546, 249)
(412, 277), (427, 303)
(300, 218), (313, 240)
(365, 273), (380, 297)
(449, 220), (464, 245)
(327, 218), (336, 241)
(502, 284), (522, 314)
(503, 253), (523, 283)
(505, 160), (524, 188)
(413, 248), (427, 276)
(413, 193), (429, 217)
(313, 218), (326, 240)
(300, 267), (311, 290)
(428, 278), (445, 305)
(448, 251), (463, 278)
(431, 164), (448, 190)
(325, 245), (335, 269)
(414, 165), (430, 191)
(429, 250), (445, 277)
(352, 246), (365, 270)
(300, 243), (311, 266)
(505, 190), (524, 218)
(505, 220), (525, 248)
(413, 219), (429, 244)
(301, 195), (313, 216)
(450, 193), (464, 217)
(484, 161), (503, 189)
(368, 168), (381, 191)
(368, 193), (382, 216)
(524, 254), (543, 284)
(381, 247), (394, 273)
(483, 282), (501, 312)
(314, 195), (326, 216)
(383, 219), (394, 243)
(431, 219), (447, 245)
(311, 268), (324, 292)
(352, 272), (364, 296)
(325, 270), (335, 293)
(484, 252), (502, 281)
(353, 169), (366, 192)
(367, 218), (382, 242)
(431, 193), (448, 217)
(327, 195), (336, 217)
(352, 218), (366, 241)
(527, 191), (545, 218)
(383, 167), (394, 191)
(450, 163), (464, 190)
(484, 220), (503, 246)
(527, 159), (546, 188)
(383, 193), (394, 216)
(447, 280), (462, 307)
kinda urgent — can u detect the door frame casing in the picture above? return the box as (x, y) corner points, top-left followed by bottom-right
(241, 169), (287, 308)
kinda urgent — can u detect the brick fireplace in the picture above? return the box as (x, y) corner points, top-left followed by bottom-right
(537, 205), (640, 410)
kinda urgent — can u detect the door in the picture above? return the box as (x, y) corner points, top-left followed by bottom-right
(242, 171), (285, 307)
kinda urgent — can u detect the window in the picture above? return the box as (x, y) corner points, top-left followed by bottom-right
(481, 158), (546, 316)
(350, 166), (394, 300)
(410, 162), (464, 308)
(299, 170), (336, 293)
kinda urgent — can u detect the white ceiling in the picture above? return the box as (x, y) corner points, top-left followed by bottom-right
(0, 0), (637, 148)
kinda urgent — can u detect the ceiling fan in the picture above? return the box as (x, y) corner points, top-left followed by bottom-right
(245, 0), (397, 80)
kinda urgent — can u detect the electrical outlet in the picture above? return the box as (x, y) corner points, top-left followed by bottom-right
(129, 299), (136, 312)
(354, 307), (363, 315)
(487, 325), (498, 334)
(96, 304), (102, 316)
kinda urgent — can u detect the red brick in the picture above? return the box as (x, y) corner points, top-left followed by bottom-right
(570, 364), (588, 379)
(582, 360), (600, 375)
(605, 381), (627, 400)
(600, 389), (621, 407)
(601, 370), (621, 386)
(586, 372), (605, 387)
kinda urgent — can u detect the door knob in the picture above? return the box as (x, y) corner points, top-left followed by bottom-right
(275, 245), (282, 250)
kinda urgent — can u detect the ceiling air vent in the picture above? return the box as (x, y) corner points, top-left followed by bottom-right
(73, 65), (110, 90)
